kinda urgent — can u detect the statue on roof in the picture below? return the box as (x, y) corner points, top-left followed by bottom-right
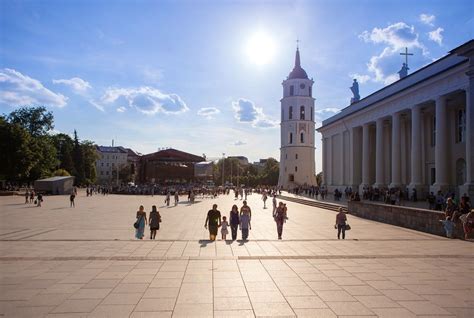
(398, 63), (409, 79)
(350, 79), (360, 104)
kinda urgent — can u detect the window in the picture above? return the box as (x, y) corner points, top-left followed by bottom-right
(285, 154), (287, 159)
(300, 132), (304, 143)
(289, 174), (294, 182)
(295, 166), (298, 172)
(100, 171), (104, 176)
(101, 163), (104, 167)
(309, 86), (312, 97)
(300, 106), (305, 120)
(431, 116), (436, 147)
(290, 85), (294, 96)
(295, 154), (298, 159)
(456, 109), (466, 143)
(311, 107), (313, 121)
(289, 106), (293, 120)
(106, 163), (109, 167)
(112, 163), (115, 167)
(106, 171), (109, 175)
(289, 133), (293, 144)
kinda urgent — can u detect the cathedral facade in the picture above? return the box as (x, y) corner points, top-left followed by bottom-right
(317, 40), (474, 201)
(278, 47), (317, 189)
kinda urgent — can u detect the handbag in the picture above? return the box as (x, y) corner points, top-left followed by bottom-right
(133, 215), (143, 229)
(345, 224), (351, 231)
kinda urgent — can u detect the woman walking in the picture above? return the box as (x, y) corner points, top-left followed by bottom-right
(335, 207), (347, 239)
(274, 202), (287, 240)
(229, 205), (240, 241)
(149, 205), (161, 240)
(135, 205), (147, 240)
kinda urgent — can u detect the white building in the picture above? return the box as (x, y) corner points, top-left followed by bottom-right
(278, 46), (317, 189)
(95, 146), (128, 184)
(317, 40), (474, 201)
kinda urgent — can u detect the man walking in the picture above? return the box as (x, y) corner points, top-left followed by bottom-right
(204, 204), (221, 241)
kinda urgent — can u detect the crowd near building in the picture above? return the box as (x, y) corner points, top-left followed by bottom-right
(317, 39), (474, 202)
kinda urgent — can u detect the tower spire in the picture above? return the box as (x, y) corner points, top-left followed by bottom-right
(295, 40), (301, 67)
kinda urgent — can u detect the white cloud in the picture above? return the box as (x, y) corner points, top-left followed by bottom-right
(116, 106), (126, 113)
(419, 13), (435, 26)
(349, 73), (370, 84)
(88, 99), (105, 112)
(0, 68), (68, 107)
(52, 77), (91, 93)
(232, 98), (278, 128)
(101, 87), (189, 115)
(359, 22), (428, 85)
(428, 27), (444, 45)
(233, 140), (246, 146)
(197, 107), (220, 119)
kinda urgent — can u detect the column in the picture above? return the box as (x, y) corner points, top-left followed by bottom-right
(433, 96), (448, 190)
(340, 132), (345, 185)
(460, 85), (474, 199)
(409, 105), (423, 189)
(374, 118), (385, 188)
(360, 123), (370, 193)
(390, 113), (401, 188)
(327, 136), (333, 186)
(322, 138), (327, 186)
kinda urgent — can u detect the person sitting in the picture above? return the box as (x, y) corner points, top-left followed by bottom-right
(460, 209), (474, 240)
(444, 198), (458, 220)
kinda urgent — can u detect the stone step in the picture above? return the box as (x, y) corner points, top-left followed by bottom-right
(277, 195), (348, 213)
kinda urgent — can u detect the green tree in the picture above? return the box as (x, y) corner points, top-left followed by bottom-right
(262, 158), (279, 185)
(51, 133), (75, 174)
(7, 106), (54, 137)
(72, 130), (85, 184)
(0, 117), (36, 180)
(118, 164), (133, 183)
(54, 169), (71, 176)
(28, 135), (58, 180)
(81, 140), (98, 184)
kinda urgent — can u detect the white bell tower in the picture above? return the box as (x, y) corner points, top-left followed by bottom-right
(278, 45), (316, 189)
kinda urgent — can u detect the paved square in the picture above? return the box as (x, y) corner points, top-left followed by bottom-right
(0, 192), (472, 317)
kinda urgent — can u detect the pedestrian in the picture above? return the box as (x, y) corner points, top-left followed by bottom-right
(204, 204), (221, 241)
(30, 190), (35, 204)
(240, 200), (252, 220)
(460, 209), (473, 240)
(149, 205), (161, 240)
(165, 191), (171, 206)
(335, 207), (347, 239)
(25, 190), (29, 204)
(220, 216), (229, 240)
(229, 205), (240, 241)
(262, 192), (268, 209)
(240, 208), (251, 241)
(440, 216), (455, 239)
(174, 191), (179, 206)
(135, 205), (147, 240)
(272, 195), (277, 215)
(70, 191), (76, 208)
(274, 202), (287, 240)
(36, 193), (43, 207)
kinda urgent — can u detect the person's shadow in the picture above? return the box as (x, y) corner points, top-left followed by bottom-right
(199, 239), (213, 247)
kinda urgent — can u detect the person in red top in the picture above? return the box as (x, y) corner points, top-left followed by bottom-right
(335, 207), (347, 240)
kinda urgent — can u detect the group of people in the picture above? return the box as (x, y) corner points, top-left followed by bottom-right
(24, 189), (43, 207)
(204, 202), (253, 241)
(134, 205), (162, 240)
(438, 195), (473, 239)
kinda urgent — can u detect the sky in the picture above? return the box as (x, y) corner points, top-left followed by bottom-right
(1, 0), (473, 172)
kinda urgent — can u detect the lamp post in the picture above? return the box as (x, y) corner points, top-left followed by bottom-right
(222, 153), (225, 186)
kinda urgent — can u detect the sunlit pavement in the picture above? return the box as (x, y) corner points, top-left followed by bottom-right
(0, 192), (472, 317)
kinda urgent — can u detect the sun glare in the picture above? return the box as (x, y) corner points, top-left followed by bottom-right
(245, 31), (276, 66)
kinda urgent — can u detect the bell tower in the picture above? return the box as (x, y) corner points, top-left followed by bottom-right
(278, 45), (316, 189)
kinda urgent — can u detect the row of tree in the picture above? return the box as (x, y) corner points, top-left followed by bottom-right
(0, 106), (98, 185)
(212, 157), (279, 187)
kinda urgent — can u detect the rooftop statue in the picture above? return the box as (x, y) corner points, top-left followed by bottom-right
(350, 79), (360, 104)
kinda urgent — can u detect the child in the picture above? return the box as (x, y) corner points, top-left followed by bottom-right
(440, 216), (455, 238)
(220, 216), (229, 240)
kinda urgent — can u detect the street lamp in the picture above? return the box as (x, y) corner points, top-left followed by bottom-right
(222, 153), (225, 186)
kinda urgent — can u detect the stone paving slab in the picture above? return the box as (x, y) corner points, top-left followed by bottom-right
(0, 192), (473, 317)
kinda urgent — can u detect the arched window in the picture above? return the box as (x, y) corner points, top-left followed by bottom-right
(300, 106), (305, 120)
(457, 109), (466, 143)
(289, 133), (293, 144)
(300, 132), (304, 143)
(310, 107), (313, 121)
(289, 106), (293, 120)
(295, 154), (298, 159)
(295, 166), (298, 172)
(290, 85), (294, 96)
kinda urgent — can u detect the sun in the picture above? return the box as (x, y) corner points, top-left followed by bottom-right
(245, 31), (276, 66)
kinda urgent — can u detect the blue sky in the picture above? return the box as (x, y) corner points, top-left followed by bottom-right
(1, 0), (473, 171)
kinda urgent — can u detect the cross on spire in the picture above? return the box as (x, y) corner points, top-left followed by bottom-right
(296, 38), (300, 49)
(400, 47), (414, 66)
